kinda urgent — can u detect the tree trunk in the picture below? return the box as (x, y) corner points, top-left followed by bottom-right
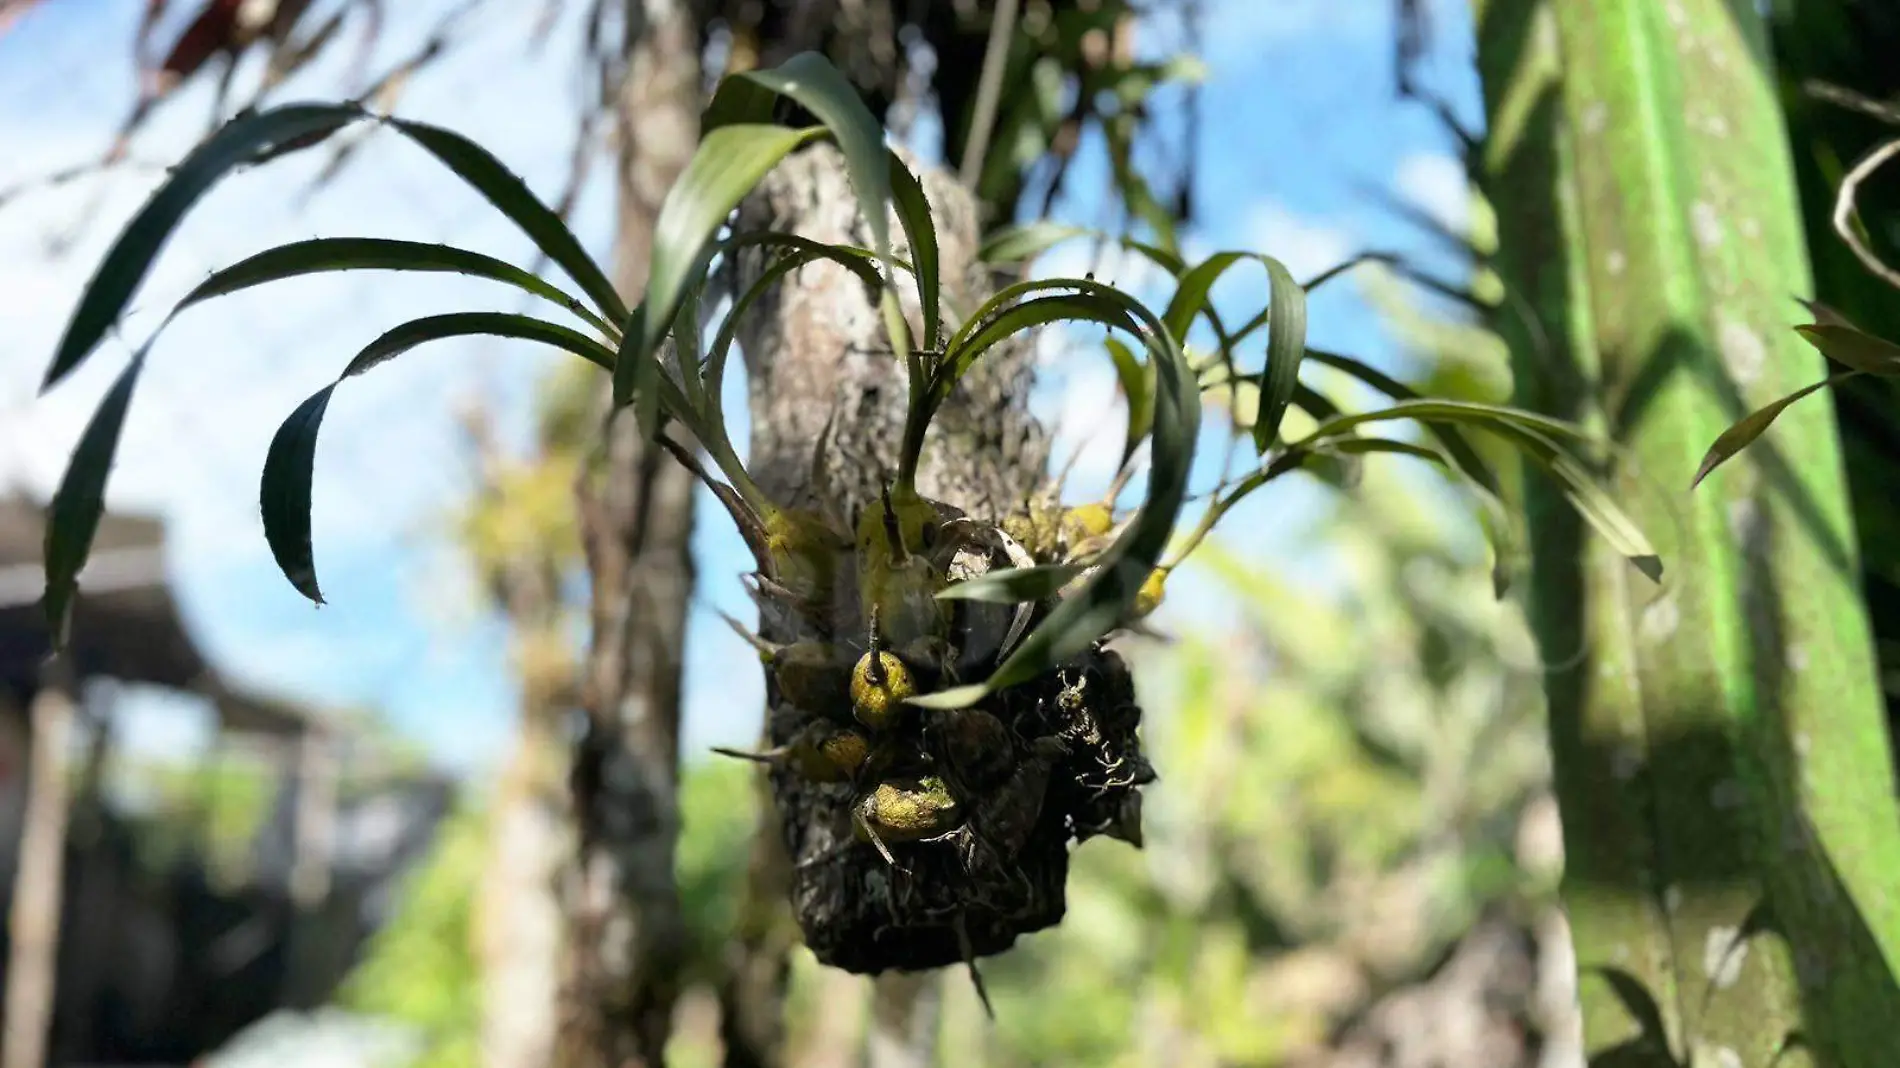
(465, 392), (576, 1068)
(1475, 1), (1900, 1063)
(556, 0), (703, 1064)
(3, 666), (75, 1068)
(726, 141), (1050, 1060)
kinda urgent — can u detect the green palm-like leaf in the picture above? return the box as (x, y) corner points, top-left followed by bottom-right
(1159, 252), (1308, 453)
(262, 313), (617, 602)
(42, 350), (152, 640)
(1106, 337), (1156, 473)
(912, 280), (1201, 709)
(178, 238), (616, 337)
(385, 117), (628, 325)
(614, 123), (826, 420)
(1691, 373), (1861, 489)
(45, 102), (363, 389)
(1300, 400), (1659, 583)
(935, 562), (1089, 605)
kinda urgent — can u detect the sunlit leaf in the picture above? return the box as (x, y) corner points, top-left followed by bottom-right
(912, 278), (1201, 708)
(1302, 348), (1500, 495)
(45, 102), (362, 389)
(1692, 373), (1858, 489)
(616, 123), (826, 419)
(178, 237), (616, 337)
(1300, 399), (1659, 583)
(935, 562), (1088, 604)
(1793, 324), (1900, 374)
(1106, 337), (1156, 472)
(717, 52), (896, 268)
(1256, 255), (1307, 452)
(888, 155), (942, 350)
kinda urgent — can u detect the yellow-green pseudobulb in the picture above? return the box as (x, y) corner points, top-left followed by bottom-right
(851, 649), (916, 731)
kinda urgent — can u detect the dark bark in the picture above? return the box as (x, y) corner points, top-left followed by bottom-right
(556, 2), (703, 1065)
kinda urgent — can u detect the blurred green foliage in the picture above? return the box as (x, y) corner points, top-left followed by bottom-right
(337, 802), (486, 1068)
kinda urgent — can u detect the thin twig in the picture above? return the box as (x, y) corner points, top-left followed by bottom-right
(1832, 137), (1900, 291)
(958, 0), (1020, 188)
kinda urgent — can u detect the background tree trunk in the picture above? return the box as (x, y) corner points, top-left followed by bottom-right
(3, 665), (75, 1068)
(556, 1), (703, 1064)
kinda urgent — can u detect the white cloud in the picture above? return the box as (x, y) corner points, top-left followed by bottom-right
(1236, 201), (1356, 282)
(1392, 151), (1470, 234)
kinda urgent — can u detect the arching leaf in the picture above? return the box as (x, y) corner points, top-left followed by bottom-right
(178, 237), (615, 337)
(45, 102), (363, 390)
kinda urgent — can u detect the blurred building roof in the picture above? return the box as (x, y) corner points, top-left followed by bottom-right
(0, 494), (324, 738)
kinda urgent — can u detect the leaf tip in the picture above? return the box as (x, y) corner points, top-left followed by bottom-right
(1630, 554), (1664, 584)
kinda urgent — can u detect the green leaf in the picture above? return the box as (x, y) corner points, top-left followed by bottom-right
(1692, 373), (1858, 489)
(1256, 255), (1308, 453)
(698, 231), (886, 507)
(1302, 348), (1500, 495)
(262, 313), (617, 602)
(45, 103), (363, 390)
(1106, 337), (1156, 473)
(935, 563), (1088, 605)
(617, 123), (826, 414)
(177, 237), (616, 337)
(1300, 399), (1659, 583)
(387, 117), (628, 326)
(889, 155), (941, 350)
(1793, 324), (1900, 373)
(1158, 252), (1307, 451)
(1297, 397), (1597, 450)
(912, 279), (1201, 707)
(735, 53), (895, 268)
(978, 222), (1092, 265)
(42, 350), (151, 645)
(261, 387), (335, 604)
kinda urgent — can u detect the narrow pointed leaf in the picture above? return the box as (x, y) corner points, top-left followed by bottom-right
(1106, 337), (1155, 472)
(619, 123), (826, 408)
(914, 280), (1201, 708)
(45, 103), (362, 389)
(42, 351), (151, 645)
(735, 52), (894, 268)
(1301, 400), (1659, 583)
(1256, 255), (1308, 452)
(888, 154), (941, 349)
(1692, 374), (1857, 489)
(261, 387), (335, 604)
(178, 237), (615, 336)
(1793, 324), (1900, 374)
(935, 563), (1088, 604)
(978, 222), (1092, 265)
(262, 313), (617, 602)
(1303, 348), (1500, 494)
(388, 117), (627, 325)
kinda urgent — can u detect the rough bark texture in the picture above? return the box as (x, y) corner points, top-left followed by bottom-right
(726, 143), (1151, 978)
(556, 1), (702, 1064)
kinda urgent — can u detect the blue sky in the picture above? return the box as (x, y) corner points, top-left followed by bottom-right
(0, 0), (1486, 778)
